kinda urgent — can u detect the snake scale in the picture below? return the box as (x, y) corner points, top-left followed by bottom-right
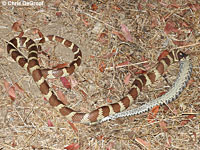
(100, 56), (192, 123)
(7, 35), (192, 125)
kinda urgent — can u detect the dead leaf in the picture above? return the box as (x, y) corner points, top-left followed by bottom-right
(18, 32), (24, 38)
(53, 63), (68, 69)
(12, 21), (22, 32)
(56, 11), (62, 17)
(116, 61), (130, 67)
(60, 77), (71, 89)
(187, 78), (194, 86)
(147, 105), (159, 123)
(98, 32), (108, 44)
(159, 120), (168, 132)
(32, 28), (44, 38)
(135, 69), (146, 75)
(135, 138), (151, 149)
(79, 89), (87, 101)
(165, 136), (172, 148)
(102, 49), (117, 59)
(137, 3), (143, 10)
(99, 61), (107, 72)
(151, 16), (158, 28)
(56, 89), (69, 105)
(4, 79), (16, 101)
(163, 103), (178, 115)
(112, 4), (121, 11)
(64, 143), (79, 150)
(124, 73), (131, 85)
(193, 132), (197, 142)
(96, 135), (104, 141)
(151, 105), (160, 115)
(54, 0), (61, 7)
(188, 3), (200, 11)
(81, 15), (90, 27)
(106, 142), (114, 150)
(90, 55), (95, 59)
(69, 76), (78, 88)
(91, 3), (98, 11)
(147, 3), (156, 9)
(121, 24), (133, 42)
(168, 3), (180, 8)
(157, 91), (167, 97)
(164, 22), (179, 34)
(106, 98), (112, 103)
(47, 119), (54, 127)
(67, 121), (78, 133)
(112, 30), (126, 41)
(172, 40), (188, 46)
(158, 50), (169, 61)
(11, 139), (17, 147)
(14, 83), (24, 93)
(159, 1), (168, 8)
(180, 114), (196, 126)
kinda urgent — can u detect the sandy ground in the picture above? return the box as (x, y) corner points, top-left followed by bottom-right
(0, 0), (199, 149)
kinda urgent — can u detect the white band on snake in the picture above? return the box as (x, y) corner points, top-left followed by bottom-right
(7, 35), (192, 125)
(100, 56), (192, 123)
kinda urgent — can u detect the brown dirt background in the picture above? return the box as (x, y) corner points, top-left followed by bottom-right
(0, 0), (199, 149)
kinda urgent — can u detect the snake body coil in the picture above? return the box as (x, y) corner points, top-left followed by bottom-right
(7, 35), (191, 125)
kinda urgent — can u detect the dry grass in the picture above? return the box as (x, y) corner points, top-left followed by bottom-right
(0, 0), (199, 149)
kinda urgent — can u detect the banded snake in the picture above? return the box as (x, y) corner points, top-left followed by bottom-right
(7, 35), (192, 125)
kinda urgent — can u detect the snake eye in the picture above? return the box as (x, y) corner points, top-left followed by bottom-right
(177, 51), (187, 60)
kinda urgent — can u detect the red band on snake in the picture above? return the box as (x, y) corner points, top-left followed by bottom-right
(38, 35), (82, 79)
(7, 36), (188, 125)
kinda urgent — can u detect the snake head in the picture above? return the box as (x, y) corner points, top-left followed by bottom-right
(177, 51), (188, 61)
